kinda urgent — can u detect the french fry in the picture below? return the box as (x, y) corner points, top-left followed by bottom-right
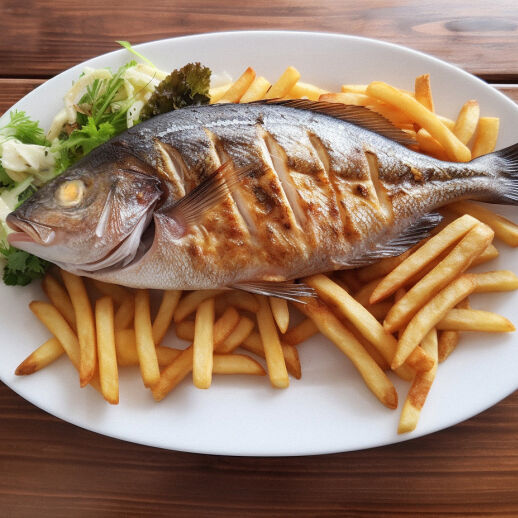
(91, 279), (129, 306)
(151, 309), (241, 400)
(152, 290), (181, 344)
(175, 320), (195, 341)
(61, 271), (96, 387)
(453, 100), (480, 145)
(210, 83), (233, 104)
(174, 289), (224, 323)
(264, 66), (300, 99)
(192, 298), (215, 389)
(392, 275), (476, 369)
(114, 293), (134, 330)
(283, 318), (319, 346)
(240, 76), (271, 103)
(134, 289), (160, 388)
(335, 270), (362, 291)
(320, 92), (372, 106)
(356, 247), (415, 283)
(471, 117), (500, 158)
(256, 295), (289, 388)
(95, 296), (118, 404)
(370, 214), (480, 303)
(114, 329), (181, 367)
(416, 129), (448, 160)
(437, 115), (455, 131)
(29, 301), (101, 392)
(471, 243), (499, 267)
(447, 201), (518, 247)
(304, 274), (432, 376)
(471, 270), (518, 292)
(437, 297), (470, 363)
(269, 296), (289, 333)
(354, 278), (384, 307)
(366, 81), (471, 162)
(383, 223), (494, 332)
(218, 67), (256, 103)
(42, 274), (76, 330)
(414, 74), (434, 112)
(219, 290), (259, 313)
(216, 316), (255, 354)
(15, 338), (64, 375)
(212, 354), (266, 376)
(287, 81), (327, 100)
(437, 308), (515, 332)
(341, 84), (368, 94)
(298, 297), (398, 409)
(398, 329), (438, 433)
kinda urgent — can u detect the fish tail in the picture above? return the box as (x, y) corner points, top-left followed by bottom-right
(473, 142), (518, 204)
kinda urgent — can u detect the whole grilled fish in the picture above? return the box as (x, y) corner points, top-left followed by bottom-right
(6, 100), (518, 298)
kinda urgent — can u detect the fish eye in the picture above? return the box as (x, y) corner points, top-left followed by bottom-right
(55, 180), (85, 207)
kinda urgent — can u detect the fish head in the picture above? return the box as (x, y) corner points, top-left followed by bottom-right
(7, 157), (164, 272)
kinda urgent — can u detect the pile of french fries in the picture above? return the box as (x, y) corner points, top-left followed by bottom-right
(15, 66), (518, 434)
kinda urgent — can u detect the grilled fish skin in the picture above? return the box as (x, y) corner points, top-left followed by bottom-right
(7, 101), (518, 291)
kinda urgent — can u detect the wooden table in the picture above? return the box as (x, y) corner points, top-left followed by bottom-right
(1, 1), (518, 516)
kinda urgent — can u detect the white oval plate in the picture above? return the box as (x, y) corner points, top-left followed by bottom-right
(1, 31), (518, 456)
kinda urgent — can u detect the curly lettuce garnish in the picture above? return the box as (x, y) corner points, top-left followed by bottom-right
(140, 62), (211, 120)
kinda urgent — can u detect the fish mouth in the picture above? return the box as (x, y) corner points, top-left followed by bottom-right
(6, 214), (56, 246)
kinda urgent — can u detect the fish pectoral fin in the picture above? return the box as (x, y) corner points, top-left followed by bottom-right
(248, 99), (416, 147)
(347, 212), (443, 267)
(168, 161), (257, 225)
(232, 281), (316, 303)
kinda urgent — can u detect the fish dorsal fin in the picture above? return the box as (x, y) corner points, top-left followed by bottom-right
(249, 99), (415, 147)
(233, 281), (316, 303)
(345, 212), (443, 267)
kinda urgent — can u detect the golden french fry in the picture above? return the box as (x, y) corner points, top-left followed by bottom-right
(416, 128), (449, 160)
(414, 73), (434, 112)
(447, 201), (518, 247)
(212, 354), (266, 376)
(471, 270), (518, 292)
(319, 92), (372, 106)
(91, 279), (129, 306)
(241, 332), (301, 379)
(240, 76), (271, 103)
(95, 296), (118, 404)
(269, 296), (289, 334)
(471, 243), (499, 266)
(152, 347), (194, 401)
(335, 270), (362, 291)
(471, 117), (500, 158)
(219, 290), (259, 313)
(298, 297), (398, 409)
(437, 308), (515, 332)
(15, 338), (64, 375)
(437, 115), (455, 130)
(398, 329), (438, 434)
(216, 316), (255, 354)
(114, 329), (181, 367)
(287, 81), (327, 100)
(61, 271), (96, 387)
(256, 296), (289, 388)
(114, 293), (134, 330)
(383, 223), (494, 332)
(366, 81), (471, 161)
(134, 289), (160, 388)
(29, 301), (101, 392)
(354, 278), (384, 307)
(341, 84), (368, 94)
(152, 290), (181, 344)
(209, 83), (233, 104)
(437, 297), (470, 362)
(453, 100), (480, 145)
(371, 214), (480, 303)
(392, 275), (476, 369)
(264, 66), (300, 99)
(192, 298), (215, 389)
(304, 274), (431, 376)
(175, 320), (195, 341)
(283, 318), (319, 346)
(356, 247), (415, 284)
(42, 274), (76, 330)
(174, 289), (224, 323)
(218, 67), (256, 103)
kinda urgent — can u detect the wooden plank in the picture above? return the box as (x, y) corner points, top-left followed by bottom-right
(0, 1), (518, 80)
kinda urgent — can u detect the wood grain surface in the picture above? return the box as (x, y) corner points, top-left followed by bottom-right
(1, 1), (518, 516)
